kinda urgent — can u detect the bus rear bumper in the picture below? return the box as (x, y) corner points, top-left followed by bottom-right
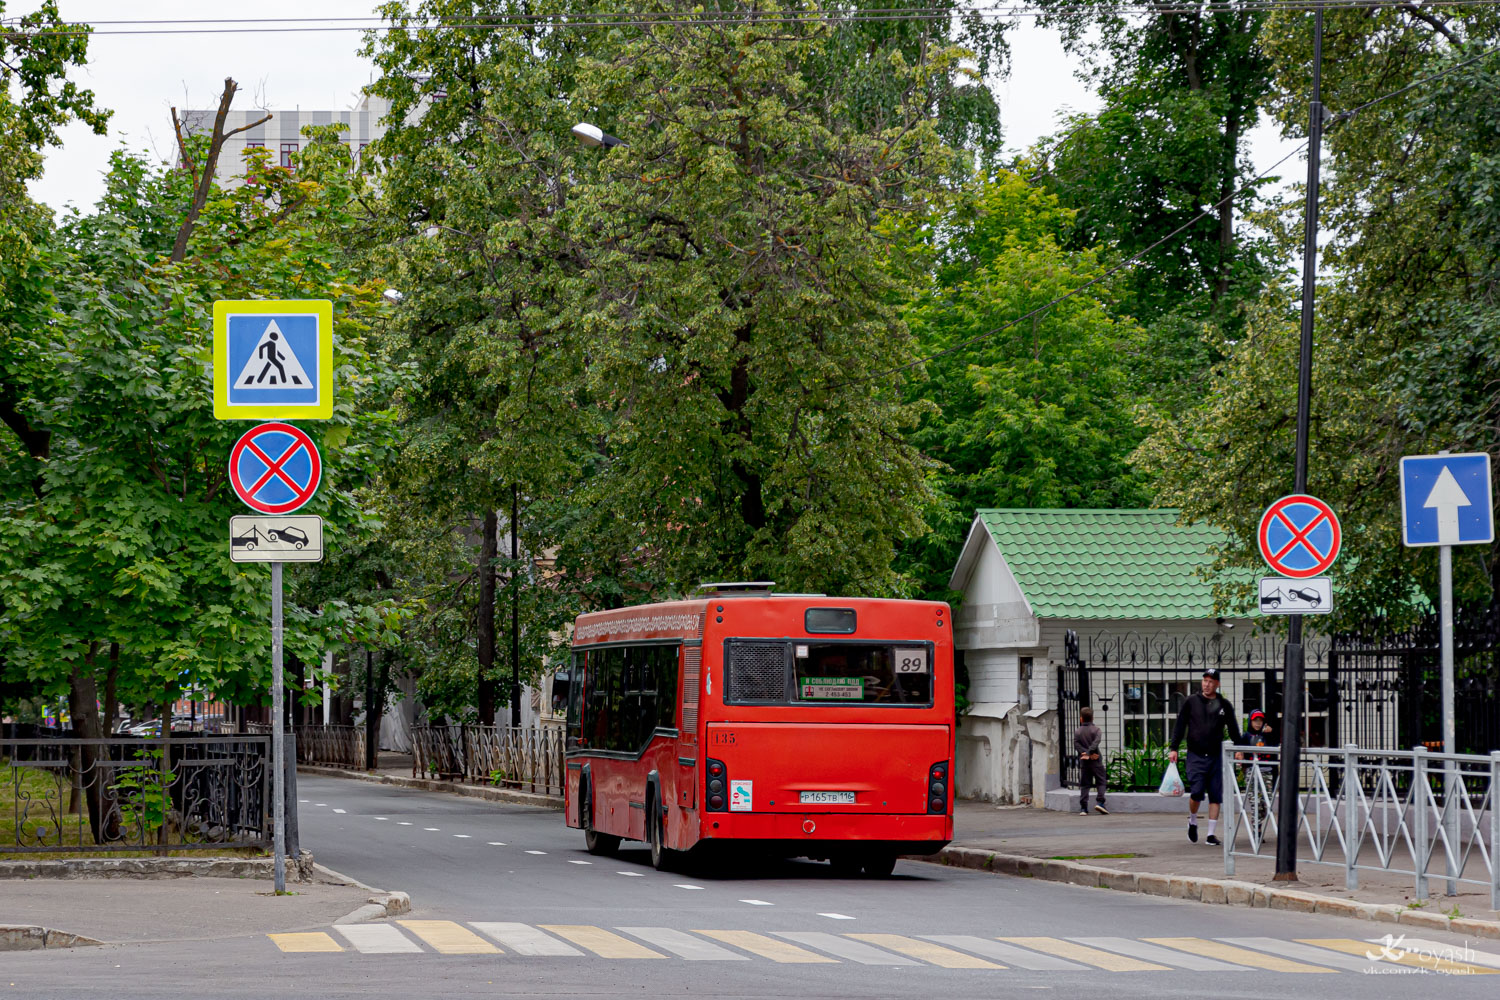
(698, 811), (952, 854)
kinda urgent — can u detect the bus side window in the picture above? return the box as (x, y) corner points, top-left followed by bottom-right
(656, 645), (679, 731)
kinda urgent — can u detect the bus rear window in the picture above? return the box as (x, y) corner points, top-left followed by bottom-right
(794, 643), (931, 705)
(723, 640), (932, 706)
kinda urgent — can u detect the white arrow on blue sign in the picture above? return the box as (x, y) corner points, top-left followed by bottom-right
(1399, 452), (1494, 547)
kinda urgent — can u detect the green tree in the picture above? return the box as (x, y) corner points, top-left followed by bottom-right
(1138, 10), (1500, 623)
(895, 173), (1152, 597)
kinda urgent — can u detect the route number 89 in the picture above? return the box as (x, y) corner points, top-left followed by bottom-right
(894, 648), (928, 674)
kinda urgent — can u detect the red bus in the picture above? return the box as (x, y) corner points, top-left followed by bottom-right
(562, 584), (954, 875)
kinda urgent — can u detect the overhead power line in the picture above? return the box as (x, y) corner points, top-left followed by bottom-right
(1, 2), (1494, 38)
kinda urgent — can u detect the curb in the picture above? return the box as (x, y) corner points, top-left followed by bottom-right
(335, 891), (412, 925)
(919, 847), (1500, 940)
(0, 852), (317, 882)
(298, 765), (564, 811)
(0, 925), (104, 951)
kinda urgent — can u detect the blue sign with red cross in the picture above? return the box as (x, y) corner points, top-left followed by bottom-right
(1257, 494), (1341, 579)
(228, 422), (322, 515)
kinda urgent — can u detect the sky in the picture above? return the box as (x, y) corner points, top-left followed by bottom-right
(20, 2), (1303, 214)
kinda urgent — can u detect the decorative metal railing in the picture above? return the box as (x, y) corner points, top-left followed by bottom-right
(293, 725), (365, 769)
(1222, 742), (1500, 910)
(1, 737), (271, 854)
(411, 725), (565, 797)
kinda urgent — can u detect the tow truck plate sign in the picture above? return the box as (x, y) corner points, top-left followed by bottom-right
(1259, 576), (1332, 615)
(230, 515), (324, 563)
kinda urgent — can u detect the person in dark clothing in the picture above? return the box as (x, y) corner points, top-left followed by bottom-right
(1167, 667), (1242, 846)
(1235, 709), (1279, 797)
(1074, 707), (1108, 815)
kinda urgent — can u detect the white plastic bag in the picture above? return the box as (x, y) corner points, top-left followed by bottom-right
(1158, 761), (1185, 796)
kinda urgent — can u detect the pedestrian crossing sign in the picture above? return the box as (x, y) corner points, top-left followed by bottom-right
(213, 300), (334, 419)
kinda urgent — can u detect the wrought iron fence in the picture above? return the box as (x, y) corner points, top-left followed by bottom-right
(1, 737), (271, 853)
(1057, 631), (1333, 788)
(1222, 742), (1500, 910)
(411, 725), (565, 797)
(294, 725), (365, 769)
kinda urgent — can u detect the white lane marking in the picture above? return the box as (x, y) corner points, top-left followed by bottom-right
(453, 834), (471, 838)
(333, 924), (422, 954)
(674, 884), (704, 890)
(617, 927), (748, 961)
(818, 913), (855, 920)
(424, 827), (441, 831)
(617, 872), (646, 877)
(568, 860), (592, 865)
(525, 850), (547, 855)
(922, 936), (1087, 971)
(332, 809), (346, 814)
(397, 821), (413, 826)
(298, 799), (309, 803)
(487, 841), (506, 846)
(772, 932), (919, 966)
(314, 803), (327, 807)
(739, 899), (773, 906)
(1073, 937), (1249, 971)
(471, 923), (583, 957)
(374, 817), (389, 821)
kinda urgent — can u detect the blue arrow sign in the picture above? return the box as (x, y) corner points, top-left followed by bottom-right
(1399, 452), (1494, 547)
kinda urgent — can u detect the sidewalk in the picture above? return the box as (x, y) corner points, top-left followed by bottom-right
(0, 875), (380, 947)
(953, 799), (1499, 920)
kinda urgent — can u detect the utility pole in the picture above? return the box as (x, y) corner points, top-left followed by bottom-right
(1276, 5), (1326, 882)
(510, 484), (522, 728)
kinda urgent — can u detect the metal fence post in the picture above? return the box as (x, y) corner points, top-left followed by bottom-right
(1343, 743), (1359, 891)
(1490, 750), (1499, 913)
(1413, 745), (1429, 900)
(1223, 740), (1236, 877)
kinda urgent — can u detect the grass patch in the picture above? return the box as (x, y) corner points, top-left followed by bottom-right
(1048, 852), (1144, 861)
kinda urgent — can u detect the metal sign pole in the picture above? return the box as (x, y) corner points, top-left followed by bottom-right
(272, 561), (286, 894)
(1440, 540), (1457, 895)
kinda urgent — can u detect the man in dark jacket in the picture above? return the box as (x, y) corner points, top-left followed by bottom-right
(1074, 707), (1108, 815)
(1167, 667), (1242, 846)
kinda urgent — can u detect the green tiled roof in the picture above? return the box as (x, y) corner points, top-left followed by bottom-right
(977, 509), (1230, 620)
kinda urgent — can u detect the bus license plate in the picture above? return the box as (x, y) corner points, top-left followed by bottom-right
(799, 791), (855, 804)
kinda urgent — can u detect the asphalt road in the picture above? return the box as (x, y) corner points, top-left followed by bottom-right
(8, 775), (1498, 999)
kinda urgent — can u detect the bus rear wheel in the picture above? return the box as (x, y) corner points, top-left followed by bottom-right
(862, 853), (898, 877)
(648, 796), (676, 872)
(582, 783), (620, 857)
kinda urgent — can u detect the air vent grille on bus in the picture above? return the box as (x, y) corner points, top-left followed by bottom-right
(728, 642), (786, 701)
(682, 645), (701, 735)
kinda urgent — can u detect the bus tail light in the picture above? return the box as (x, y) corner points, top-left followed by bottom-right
(706, 758), (728, 812)
(927, 760), (950, 814)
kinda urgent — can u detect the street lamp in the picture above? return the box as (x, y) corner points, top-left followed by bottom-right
(571, 122), (626, 148)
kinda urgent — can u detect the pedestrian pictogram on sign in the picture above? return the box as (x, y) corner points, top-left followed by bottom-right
(1257, 494), (1341, 579)
(228, 422), (322, 514)
(213, 300), (333, 420)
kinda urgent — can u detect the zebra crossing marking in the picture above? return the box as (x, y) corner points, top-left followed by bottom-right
(1220, 938), (1381, 973)
(269, 932), (343, 953)
(772, 932), (920, 966)
(266, 922), (1371, 973)
(1146, 938), (1337, 974)
(847, 934), (1001, 969)
(471, 922), (583, 956)
(999, 937), (1167, 972)
(1374, 936), (1500, 970)
(539, 924), (666, 959)
(1074, 937), (1249, 972)
(398, 920), (500, 955)
(334, 924), (424, 954)
(618, 926), (749, 961)
(694, 930), (837, 964)
(1300, 938), (1500, 976)
(920, 936), (1087, 971)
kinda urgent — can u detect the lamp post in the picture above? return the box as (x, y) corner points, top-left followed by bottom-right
(571, 122), (627, 148)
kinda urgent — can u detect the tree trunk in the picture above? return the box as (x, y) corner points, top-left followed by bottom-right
(66, 649), (110, 843)
(477, 509), (499, 726)
(103, 643), (120, 735)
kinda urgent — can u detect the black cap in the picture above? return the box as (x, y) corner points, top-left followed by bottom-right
(1202, 667), (1221, 680)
